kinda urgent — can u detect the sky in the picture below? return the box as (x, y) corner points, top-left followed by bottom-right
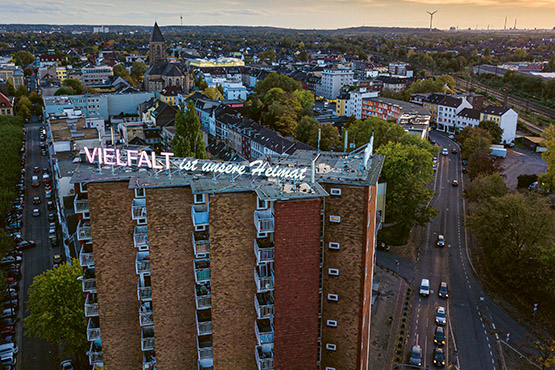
(2, 0), (555, 30)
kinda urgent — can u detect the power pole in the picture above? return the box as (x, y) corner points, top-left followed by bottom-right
(514, 19), (517, 30)
(427, 10), (438, 32)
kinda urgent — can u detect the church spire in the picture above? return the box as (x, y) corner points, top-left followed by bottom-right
(150, 22), (165, 43)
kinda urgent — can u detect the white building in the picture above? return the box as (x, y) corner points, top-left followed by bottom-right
(93, 26), (109, 33)
(315, 67), (354, 100)
(436, 96), (472, 133)
(345, 88), (379, 119)
(480, 106), (518, 144)
(222, 81), (247, 100)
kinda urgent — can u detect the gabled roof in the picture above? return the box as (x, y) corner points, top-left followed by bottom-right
(482, 105), (510, 116)
(423, 93), (447, 105)
(150, 22), (165, 43)
(0, 92), (13, 109)
(457, 108), (481, 120)
(438, 96), (464, 108)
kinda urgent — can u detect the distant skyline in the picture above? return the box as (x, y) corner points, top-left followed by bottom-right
(2, 0), (555, 30)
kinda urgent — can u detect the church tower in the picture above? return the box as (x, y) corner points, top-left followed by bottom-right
(149, 22), (166, 66)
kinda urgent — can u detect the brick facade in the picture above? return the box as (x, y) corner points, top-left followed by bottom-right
(209, 192), (258, 369)
(273, 199), (321, 370)
(88, 182), (142, 370)
(147, 188), (198, 369)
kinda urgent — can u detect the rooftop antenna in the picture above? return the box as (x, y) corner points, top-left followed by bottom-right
(514, 18), (517, 30)
(317, 127), (321, 153)
(427, 10), (438, 32)
(504, 16), (507, 30)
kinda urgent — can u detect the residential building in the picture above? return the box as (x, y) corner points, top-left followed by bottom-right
(46, 111), (101, 153)
(316, 67), (354, 100)
(435, 96), (472, 133)
(80, 66), (114, 86)
(93, 25), (110, 33)
(71, 144), (384, 370)
(222, 81), (247, 100)
(455, 108), (481, 130)
(376, 76), (410, 92)
(189, 57), (245, 68)
(36, 54), (66, 68)
(344, 88), (379, 119)
(160, 86), (182, 106)
(0, 63), (24, 89)
(335, 92), (348, 116)
(388, 62), (413, 78)
(480, 105), (518, 143)
(0, 92), (14, 116)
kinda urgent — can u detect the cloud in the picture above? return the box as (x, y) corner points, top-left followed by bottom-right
(402, 0), (555, 6)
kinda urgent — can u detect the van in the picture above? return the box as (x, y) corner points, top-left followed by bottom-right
(419, 278), (430, 296)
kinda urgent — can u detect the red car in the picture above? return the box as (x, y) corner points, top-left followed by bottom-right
(451, 148), (458, 154)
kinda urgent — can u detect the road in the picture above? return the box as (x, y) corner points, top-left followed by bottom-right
(19, 116), (58, 369)
(382, 131), (534, 369)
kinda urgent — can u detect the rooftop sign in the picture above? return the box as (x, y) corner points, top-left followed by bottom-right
(83, 147), (309, 181)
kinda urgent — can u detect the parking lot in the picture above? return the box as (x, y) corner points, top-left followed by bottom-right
(500, 146), (547, 190)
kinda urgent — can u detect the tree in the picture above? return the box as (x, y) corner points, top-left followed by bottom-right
(113, 64), (130, 78)
(295, 116), (319, 147)
(13, 50), (34, 67)
(254, 72), (301, 96)
(464, 173), (508, 203)
(263, 91), (301, 137)
(467, 150), (503, 179)
(293, 89), (314, 117)
(131, 61), (147, 82)
(203, 86), (223, 100)
(28, 91), (42, 106)
(539, 125), (555, 192)
(320, 123), (340, 151)
(24, 259), (87, 361)
(15, 85), (28, 98)
(172, 100), (206, 159)
(259, 49), (277, 63)
(54, 87), (76, 96)
(298, 51), (308, 62)
(62, 78), (83, 95)
(459, 127), (493, 157)
(346, 117), (407, 150)
(478, 120), (503, 144)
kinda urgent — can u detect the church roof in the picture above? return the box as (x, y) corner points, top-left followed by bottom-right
(150, 22), (165, 43)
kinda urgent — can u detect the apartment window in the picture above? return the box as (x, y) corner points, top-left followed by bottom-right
(328, 268), (339, 276)
(195, 224), (207, 232)
(137, 218), (147, 225)
(329, 215), (341, 223)
(327, 294), (338, 302)
(79, 183), (88, 193)
(329, 242), (340, 250)
(330, 188), (341, 196)
(326, 343), (337, 351)
(257, 197), (269, 210)
(83, 212), (90, 220)
(194, 193), (205, 204)
(135, 188), (145, 198)
(326, 320), (338, 328)
(325, 368), (336, 370)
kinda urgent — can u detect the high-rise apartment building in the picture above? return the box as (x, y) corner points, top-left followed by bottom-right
(73, 146), (384, 370)
(316, 68), (354, 100)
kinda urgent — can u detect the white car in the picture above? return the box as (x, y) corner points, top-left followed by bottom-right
(436, 306), (447, 326)
(442, 148), (448, 156)
(419, 278), (430, 296)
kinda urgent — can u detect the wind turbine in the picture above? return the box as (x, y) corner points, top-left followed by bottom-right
(427, 10), (438, 32)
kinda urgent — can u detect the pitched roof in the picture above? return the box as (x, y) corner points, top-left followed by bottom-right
(482, 105), (510, 116)
(457, 108), (481, 120)
(438, 95), (464, 108)
(0, 92), (13, 109)
(150, 22), (165, 43)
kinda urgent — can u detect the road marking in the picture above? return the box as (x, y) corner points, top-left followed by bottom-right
(492, 323), (496, 330)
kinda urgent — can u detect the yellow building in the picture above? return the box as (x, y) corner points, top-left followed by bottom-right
(0, 65), (25, 89)
(160, 86), (181, 106)
(336, 95), (347, 116)
(56, 67), (68, 81)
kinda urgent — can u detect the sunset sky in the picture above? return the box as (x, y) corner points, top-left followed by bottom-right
(2, 0), (555, 30)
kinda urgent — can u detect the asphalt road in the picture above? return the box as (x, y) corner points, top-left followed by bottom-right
(19, 116), (58, 369)
(385, 131), (534, 370)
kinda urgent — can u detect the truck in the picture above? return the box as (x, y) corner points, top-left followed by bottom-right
(490, 144), (507, 158)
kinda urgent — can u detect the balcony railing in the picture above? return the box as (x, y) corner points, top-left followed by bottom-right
(77, 220), (92, 241)
(143, 351), (156, 370)
(84, 293), (98, 317)
(255, 318), (274, 346)
(197, 335), (213, 362)
(256, 345), (274, 370)
(79, 243), (94, 268)
(134, 225), (149, 250)
(132, 198), (147, 220)
(255, 292), (274, 319)
(192, 204), (209, 227)
(74, 195), (89, 213)
(138, 285), (152, 302)
(87, 318), (101, 341)
(136, 251), (150, 275)
(254, 239), (274, 264)
(194, 259), (210, 284)
(195, 285), (211, 310)
(141, 327), (155, 351)
(139, 303), (154, 327)
(254, 209), (274, 233)
(87, 341), (103, 366)
(82, 278), (96, 293)
(196, 311), (213, 336)
(192, 231), (210, 258)
(254, 266), (274, 293)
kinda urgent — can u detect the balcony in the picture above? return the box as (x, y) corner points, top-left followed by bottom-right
(198, 335), (213, 369)
(192, 204), (209, 227)
(141, 326), (155, 351)
(84, 293), (98, 317)
(254, 238), (274, 264)
(87, 341), (103, 367)
(87, 317), (101, 341)
(255, 318), (274, 346)
(79, 242), (94, 268)
(136, 251), (151, 275)
(254, 209), (274, 233)
(256, 346), (274, 370)
(132, 198), (147, 220)
(134, 225), (149, 251)
(138, 275), (152, 301)
(255, 292), (274, 319)
(196, 310), (213, 336)
(77, 220), (92, 241)
(81, 268), (96, 293)
(143, 351), (156, 370)
(192, 231), (210, 258)
(139, 302), (154, 327)
(254, 266), (274, 293)
(194, 259), (210, 284)
(74, 194), (89, 213)
(195, 284), (211, 310)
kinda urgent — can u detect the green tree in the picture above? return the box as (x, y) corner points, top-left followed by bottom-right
(15, 85), (28, 98)
(295, 116), (319, 147)
(467, 150), (502, 179)
(298, 51), (308, 61)
(113, 64), (130, 78)
(478, 120), (503, 144)
(254, 72), (302, 96)
(131, 61), (147, 82)
(539, 125), (555, 192)
(459, 127), (493, 157)
(320, 123), (341, 151)
(293, 89), (315, 117)
(346, 117), (407, 150)
(62, 78), (83, 94)
(24, 259), (87, 360)
(259, 49), (277, 63)
(172, 100), (206, 159)
(203, 86), (223, 100)
(13, 50), (35, 66)
(263, 91), (301, 137)
(28, 91), (42, 106)
(54, 87), (77, 96)
(464, 173), (508, 203)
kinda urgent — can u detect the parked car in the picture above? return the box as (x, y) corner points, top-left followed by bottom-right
(0, 257), (20, 267)
(60, 360), (74, 370)
(438, 282), (449, 298)
(47, 201), (54, 210)
(435, 306), (447, 326)
(0, 309), (16, 321)
(409, 345), (423, 366)
(2, 301), (18, 310)
(32, 209), (40, 217)
(419, 279), (430, 296)
(31, 176), (40, 187)
(433, 347), (445, 367)
(48, 213), (55, 222)
(436, 234), (445, 248)
(53, 255), (62, 268)
(42, 173), (50, 184)
(15, 240), (36, 250)
(434, 326), (445, 346)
